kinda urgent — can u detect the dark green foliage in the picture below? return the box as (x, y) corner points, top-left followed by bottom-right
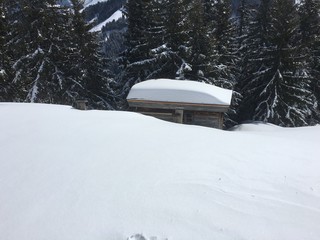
(0, 0), (10, 101)
(1, 0), (115, 109)
(121, 0), (218, 84)
(66, 0), (116, 109)
(185, 0), (212, 81)
(205, 0), (238, 89)
(236, 0), (253, 45)
(203, 0), (241, 128)
(122, 0), (149, 71)
(298, 0), (320, 122)
(238, 0), (316, 126)
(164, 0), (190, 52)
(156, 0), (191, 80)
(5, 0), (69, 103)
(116, 0), (165, 107)
(101, 15), (127, 77)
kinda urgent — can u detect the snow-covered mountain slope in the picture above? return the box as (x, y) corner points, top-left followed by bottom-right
(90, 9), (123, 32)
(83, 0), (125, 33)
(0, 103), (320, 240)
(84, 0), (110, 8)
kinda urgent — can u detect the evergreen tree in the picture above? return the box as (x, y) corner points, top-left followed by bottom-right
(6, 0), (71, 103)
(118, 0), (173, 107)
(0, 0), (5, 71)
(224, 0), (254, 128)
(237, 1), (271, 93)
(117, 0), (152, 106)
(68, 0), (115, 109)
(144, 0), (169, 78)
(2, 0), (115, 108)
(204, 0), (241, 128)
(315, 28), (320, 121)
(204, 0), (238, 89)
(155, 0), (191, 80)
(299, 0), (320, 45)
(298, 0), (320, 122)
(239, 0), (316, 127)
(236, 0), (252, 46)
(103, 30), (126, 74)
(0, 0), (9, 100)
(121, 0), (150, 81)
(185, 0), (212, 81)
(237, 0), (272, 121)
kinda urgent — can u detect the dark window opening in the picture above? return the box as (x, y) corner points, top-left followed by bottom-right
(184, 112), (194, 124)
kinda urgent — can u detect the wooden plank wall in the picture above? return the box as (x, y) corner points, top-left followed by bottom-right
(131, 107), (224, 129)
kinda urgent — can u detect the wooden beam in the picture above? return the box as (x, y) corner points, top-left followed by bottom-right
(128, 100), (229, 113)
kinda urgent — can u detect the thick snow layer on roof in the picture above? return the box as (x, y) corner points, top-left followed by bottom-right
(127, 79), (233, 105)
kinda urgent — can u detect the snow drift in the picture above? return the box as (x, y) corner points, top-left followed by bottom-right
(0, 103), (319, 240)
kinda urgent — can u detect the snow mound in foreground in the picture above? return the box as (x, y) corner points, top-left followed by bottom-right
(0, 103), (320, 240)
(230, 122), (281, 131)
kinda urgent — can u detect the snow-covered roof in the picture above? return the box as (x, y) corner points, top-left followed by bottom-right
(127, 79), (233, 106)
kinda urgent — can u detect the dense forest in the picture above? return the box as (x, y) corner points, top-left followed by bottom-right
(0, 0), (116, 109)
(0, 0), (319, 127)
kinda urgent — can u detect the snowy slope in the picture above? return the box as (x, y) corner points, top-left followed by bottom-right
(0, 103), (320, 240)
(90, 9), (123, 32)
(84, 0), (109, 8)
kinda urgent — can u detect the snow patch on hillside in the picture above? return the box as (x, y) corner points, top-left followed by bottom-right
(90, 9), (123, 32)
(84, 0), (109, 8)
(0, 103), (319, 240)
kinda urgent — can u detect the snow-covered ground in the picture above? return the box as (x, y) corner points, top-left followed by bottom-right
(84, 0), (109, 8)
(0, 103), (319, 240)
(90, 9), (123, 32)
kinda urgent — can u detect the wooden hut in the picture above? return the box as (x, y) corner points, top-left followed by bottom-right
(127, 79), (233, 129)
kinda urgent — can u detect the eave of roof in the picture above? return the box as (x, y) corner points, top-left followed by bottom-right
(128, 99), (230, 113)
